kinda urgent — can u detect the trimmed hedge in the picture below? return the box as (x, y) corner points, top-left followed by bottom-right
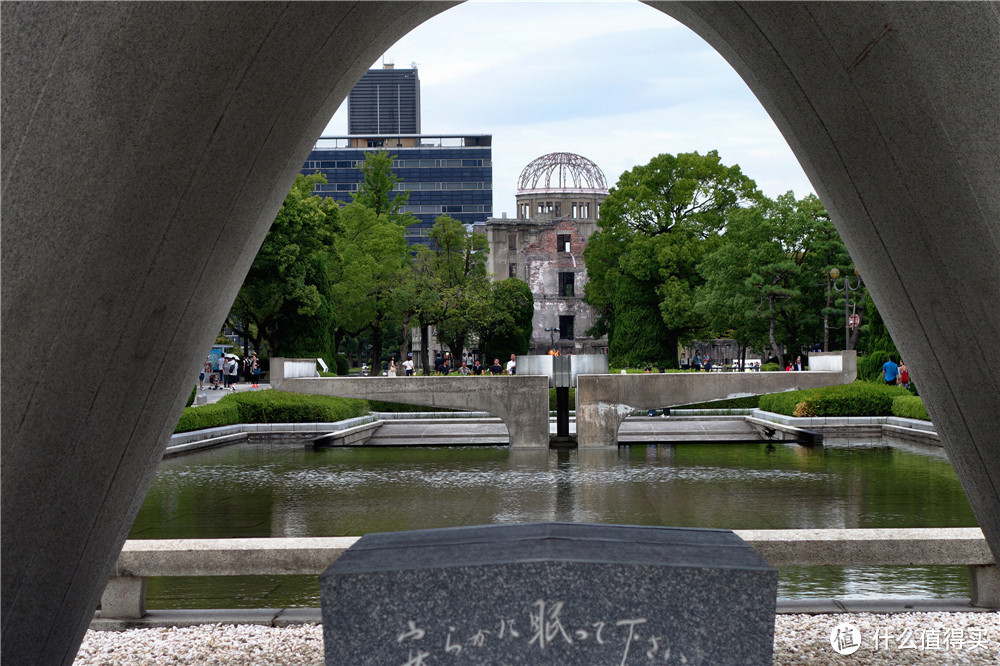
(175, 401), (241, 432)
(760, 363), (782, 372)
(174, 390), (370, 433)
(759, 381), (911, 417)
(892, 395), (930, 421)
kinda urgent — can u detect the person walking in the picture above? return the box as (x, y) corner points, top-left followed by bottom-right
(388, 358), (397, 377)
(403, 355), (414, 376)
(250, 353), (261, 387)
(200, 357), (211, 389)
(899, 361), (910, 389)
(880, 354), (900, 385)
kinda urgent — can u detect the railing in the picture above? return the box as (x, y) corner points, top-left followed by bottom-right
(100, 529), (998, 620)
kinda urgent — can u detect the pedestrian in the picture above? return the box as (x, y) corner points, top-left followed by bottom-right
(403, 355), (414, 376)
(200, 357), (210, 389)
(434, 354), (443, 374)
(693, 352), (702, 371)
(250, 353), (261, 387)
(226, 356), (239, 389)
(216, 355), (226, 388)
(506, 353), (517, 375)
(458, 361), (472, 375)
(793, 356), (804, 371)
(881, 354), (900, 385)
(472, 359), (483, 375)
(703, 356), (712, 372)
(489, 358), (503, 375)
(899, 361), (910, 389)
(388, 358), (397, 377)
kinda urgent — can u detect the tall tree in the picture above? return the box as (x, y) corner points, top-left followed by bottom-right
(584, 151), (761, 367)
(477, 278), (535, 364)
(228, 172), (339, 359)
(423, 216), (491, 362)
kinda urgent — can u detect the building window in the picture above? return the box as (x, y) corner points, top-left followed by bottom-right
(557, 234), (571, 253)
(558, 272), (575, 297)
(366, 139), (384, 147)
(509, 263), (517, 278)
(559, 315), (575, 339)
(554, 202), (561, 217)
(508, 233), (517, 251)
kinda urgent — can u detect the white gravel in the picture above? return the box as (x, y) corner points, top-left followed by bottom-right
(75, 613), (1000, 665)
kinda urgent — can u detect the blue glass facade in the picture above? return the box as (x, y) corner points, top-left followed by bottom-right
(301, 135), (492, 245)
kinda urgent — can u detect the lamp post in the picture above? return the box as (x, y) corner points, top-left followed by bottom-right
(544, 327), (560, 353)
(829, 267), (863, 350)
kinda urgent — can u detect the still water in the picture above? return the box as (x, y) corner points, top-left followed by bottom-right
(131, 440), (977, 609)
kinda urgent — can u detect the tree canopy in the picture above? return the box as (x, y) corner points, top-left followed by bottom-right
(584, 150), (761, 368)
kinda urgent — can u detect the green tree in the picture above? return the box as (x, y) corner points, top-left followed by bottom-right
(584, 150), (761, 367)
(477, 278), (535, 363)
(228, 172), (339, 360)
(328, 202), (409, 373)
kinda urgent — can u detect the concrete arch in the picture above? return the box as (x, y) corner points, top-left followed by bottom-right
(2, 3), (997, 663)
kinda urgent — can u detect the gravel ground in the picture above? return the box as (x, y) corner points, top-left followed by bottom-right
(75, 613), (1000, 665)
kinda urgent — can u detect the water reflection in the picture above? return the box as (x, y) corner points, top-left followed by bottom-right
(132, 441), (978, 607)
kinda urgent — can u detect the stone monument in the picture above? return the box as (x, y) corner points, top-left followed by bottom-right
(321, 522), (777, 664)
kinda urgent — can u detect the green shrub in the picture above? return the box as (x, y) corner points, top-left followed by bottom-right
(759, 381), (910, 417)
(858, 350), (891, 382)
(224, 390), (369, 424)
(175, 401), (241, 433)
(173, 391), (370, 432)
(760, 363), (782, 372)
(892, 395), (931, 421)
(334, 354), (350, 376)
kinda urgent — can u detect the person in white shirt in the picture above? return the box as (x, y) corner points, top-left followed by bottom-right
(506, 353), (517, 375)
(402, 356), (414, 376)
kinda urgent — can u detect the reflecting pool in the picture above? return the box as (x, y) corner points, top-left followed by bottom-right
(130, 439), (977, 609)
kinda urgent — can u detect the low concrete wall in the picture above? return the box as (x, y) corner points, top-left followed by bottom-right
(99, 528), (999, 621)
(271, 358), (550, 448)
(576, 352), (857, 448)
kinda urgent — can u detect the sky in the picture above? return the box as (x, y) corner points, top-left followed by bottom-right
(321, 0), (815, 217)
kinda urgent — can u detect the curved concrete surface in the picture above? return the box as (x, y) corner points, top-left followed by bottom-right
(2, 3), (997, 663)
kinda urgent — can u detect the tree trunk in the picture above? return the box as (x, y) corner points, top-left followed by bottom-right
(420, 325), (431, 375)
(768, 295), (784, 368)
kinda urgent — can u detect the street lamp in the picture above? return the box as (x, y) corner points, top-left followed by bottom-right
(544, 327), (560, 353)
(829, 267), (863, 350)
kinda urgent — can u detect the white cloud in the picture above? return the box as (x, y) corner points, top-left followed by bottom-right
(322, 0), (815, 213)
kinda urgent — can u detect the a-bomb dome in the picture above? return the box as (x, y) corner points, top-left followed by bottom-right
(516, 152), (608, 195)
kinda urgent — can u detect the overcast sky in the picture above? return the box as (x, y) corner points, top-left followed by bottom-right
(321, 0), (815, 216)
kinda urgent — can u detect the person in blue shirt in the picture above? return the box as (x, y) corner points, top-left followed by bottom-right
(881, 354), (900, 385)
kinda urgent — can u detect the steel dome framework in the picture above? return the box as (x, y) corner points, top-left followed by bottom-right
(516, 152), (608, 195)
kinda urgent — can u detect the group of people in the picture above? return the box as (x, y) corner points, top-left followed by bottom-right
(383, 353), (519, 376)
(199, 352), (261, 390)
(880, 354), (910, 388)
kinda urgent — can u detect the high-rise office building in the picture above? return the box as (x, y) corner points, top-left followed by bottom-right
(302, 64), (492, 245)
(302, 134), (492, 244)
(348, 64), (420, 135)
